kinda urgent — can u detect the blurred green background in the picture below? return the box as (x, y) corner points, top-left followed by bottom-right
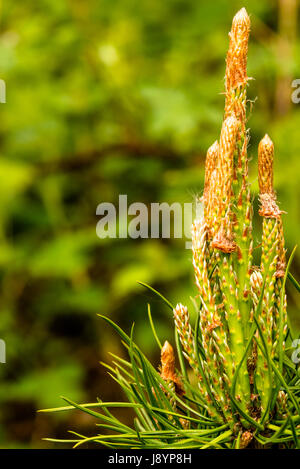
(0, 0), (299, 448)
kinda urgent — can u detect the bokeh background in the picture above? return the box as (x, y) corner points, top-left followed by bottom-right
(0, 0), (299, 448)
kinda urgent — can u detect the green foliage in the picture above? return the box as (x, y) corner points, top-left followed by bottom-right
(41, 299), (300, 448)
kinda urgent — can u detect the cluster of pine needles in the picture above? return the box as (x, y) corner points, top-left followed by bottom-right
(40, 8), (300, 449)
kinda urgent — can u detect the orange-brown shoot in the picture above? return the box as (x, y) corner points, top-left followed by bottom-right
(258, 134), (274, 195)
(211, 115), (239, 253)
(161, 340), (176, 380)
(225, 8), (251, 119)
(219, 114), (239, 188)
(160, 341), (184, 395)
(226, 8), (250, 91)
(258, 134), (286, 276)
(258, 134), (281, 219)
(204, 141), (220, 237)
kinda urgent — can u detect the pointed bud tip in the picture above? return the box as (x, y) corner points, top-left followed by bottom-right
(206, 140), (219, 157)
(161, 340), (175, 376)
(161, 340), (174, 359)
(234, 7), (250, 22)
(238, 7), (248, 16)
(209, 140), (219, 150)
(232, 7), (251, 31)
(162, 340), (172, 351)
(259, 133), (274, 150)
